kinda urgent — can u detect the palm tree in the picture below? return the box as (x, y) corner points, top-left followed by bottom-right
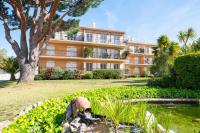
(0, 57), (19, 80)
(157, 35), (170, 53)
(168, 42), (181, 56)
(178, 28), (196, 54)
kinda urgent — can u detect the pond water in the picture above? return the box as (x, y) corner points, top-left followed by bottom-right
(149, 105), (200, 133)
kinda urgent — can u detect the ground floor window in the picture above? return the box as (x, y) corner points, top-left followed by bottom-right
(114, 64), (120, 69)
(46, 61), (55, 68)
(100, 63), (107, 69)
(66, 62), (77, 70)
(86, 63), (93, 71)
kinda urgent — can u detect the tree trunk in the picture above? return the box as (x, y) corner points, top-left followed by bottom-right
(10, 73), (16, 81)
(18, 63), (37, 83)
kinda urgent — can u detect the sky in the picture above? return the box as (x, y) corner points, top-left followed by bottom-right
(0, 0), (200, 56)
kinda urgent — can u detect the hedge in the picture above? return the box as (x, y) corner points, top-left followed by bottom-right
(3, 86), (200, 133)
(93, 69), (123, 79)
(174, 53), (200, 89)
(35, 69), (123, 80)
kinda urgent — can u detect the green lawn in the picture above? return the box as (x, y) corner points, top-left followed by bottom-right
(0, 78), (149, 121)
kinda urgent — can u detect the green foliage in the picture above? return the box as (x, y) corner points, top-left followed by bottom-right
(34, 74), (43, 80)
(84, 46), (93, 57)
(82, 72), (93, 79)
(62, 70), (76, 80)
(190, 37), (200, 52)
(62, 70), (82, 80)
(41, 68), (64, 80)
(174, 53), (200, 89)
(121, 50), (130, 59)
(147, 76), (176, 88)
(50, 68), (64, 80)
(157, 35), (170, 52)
(151, 35), (179, 77)
(0, 57), (19, 80)
(150, 54), (170, 77)
(92, 69), (123, 79)
(178, 28), (196, 54)
(3, 86), (200, 132)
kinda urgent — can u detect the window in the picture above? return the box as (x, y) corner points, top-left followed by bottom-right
(66, 62), (77, 70)
(46, 45), (55, 56)
(46, 61), (55, 68)
(114, 64), (119, 69)
(101, 49), (108, 58)
(134, 57), (139, 64)
(100, 34), (107, 43)
(86, 33), (93, 42)
(66, 46), (77, 57)
(86, 63), (93, 71)
(114, 36), (120, 44)
(130, 46), (135, 53)
(125, 58), (130, 64)
(100, 63), (107, 69)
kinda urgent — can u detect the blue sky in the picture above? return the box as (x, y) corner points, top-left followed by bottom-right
(1, 0), (200, 56)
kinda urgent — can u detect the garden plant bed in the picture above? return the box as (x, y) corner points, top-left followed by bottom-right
(2, 86), (200, 133)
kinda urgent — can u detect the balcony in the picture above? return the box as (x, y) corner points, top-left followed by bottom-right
(52, 32), (126, 49)
(39, 49), (124, 62)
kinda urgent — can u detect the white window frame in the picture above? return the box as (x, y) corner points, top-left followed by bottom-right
(86, 63), (93, 71)
(86, 33), (93, 42)
(134, 57), (139, 65)
(66, 46), (77, 57)
(100, 34), (107, 43)
(46, 61), (55, 68)
(66, 62), (77, 71)
(46, 45), (55, 56)
(130, 46), (135, 53)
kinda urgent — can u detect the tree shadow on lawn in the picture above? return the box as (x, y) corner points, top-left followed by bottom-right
(0, 80), (16, 88)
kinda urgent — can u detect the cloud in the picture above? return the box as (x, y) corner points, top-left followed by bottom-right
(104, 10), (118, 28)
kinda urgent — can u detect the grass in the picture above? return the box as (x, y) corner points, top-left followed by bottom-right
(0, 78), (149, 122)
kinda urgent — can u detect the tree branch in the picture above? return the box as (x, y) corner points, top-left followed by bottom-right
(3, 19), (21, 56)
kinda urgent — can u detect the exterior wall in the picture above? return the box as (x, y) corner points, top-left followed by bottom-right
(38, 26), (155, 76)
(125, 42), (154, 76)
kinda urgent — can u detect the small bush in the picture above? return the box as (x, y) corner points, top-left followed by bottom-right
(93, 69), (123, 79)
(34, 74), (43, 80)
(62, 70), (76, 79)
(174, 53), (200, 89)
(82, 72), (93, 79)
(50, 67), (64, 80)
(147, 76), (176, 88)
(74, 70), (82, 79)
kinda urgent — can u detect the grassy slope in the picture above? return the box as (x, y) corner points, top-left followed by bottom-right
(0, 78), (149, 121)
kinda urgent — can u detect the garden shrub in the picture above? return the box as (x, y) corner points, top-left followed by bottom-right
(174, 53), (200, 89)
(147, 76), (176, 88)
(34, 74), (43, 80)
(93, 69), (123, 79)
(74, 70), (82, 79)
(82, 72), (93, 79)
(50, 67), (64, 80)
(62, 70), (76, 79)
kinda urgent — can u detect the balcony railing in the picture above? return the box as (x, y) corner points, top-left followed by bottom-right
(53, 33), (124, 45)
(40, 49), (122, 60)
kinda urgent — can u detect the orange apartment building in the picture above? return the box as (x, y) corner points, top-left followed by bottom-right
(38, 26), (155, 76)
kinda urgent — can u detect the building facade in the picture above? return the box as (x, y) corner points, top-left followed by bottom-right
(38, 27), (155, 76)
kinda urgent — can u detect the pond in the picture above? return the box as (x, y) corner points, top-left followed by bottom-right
(149, 105), (200, 133)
